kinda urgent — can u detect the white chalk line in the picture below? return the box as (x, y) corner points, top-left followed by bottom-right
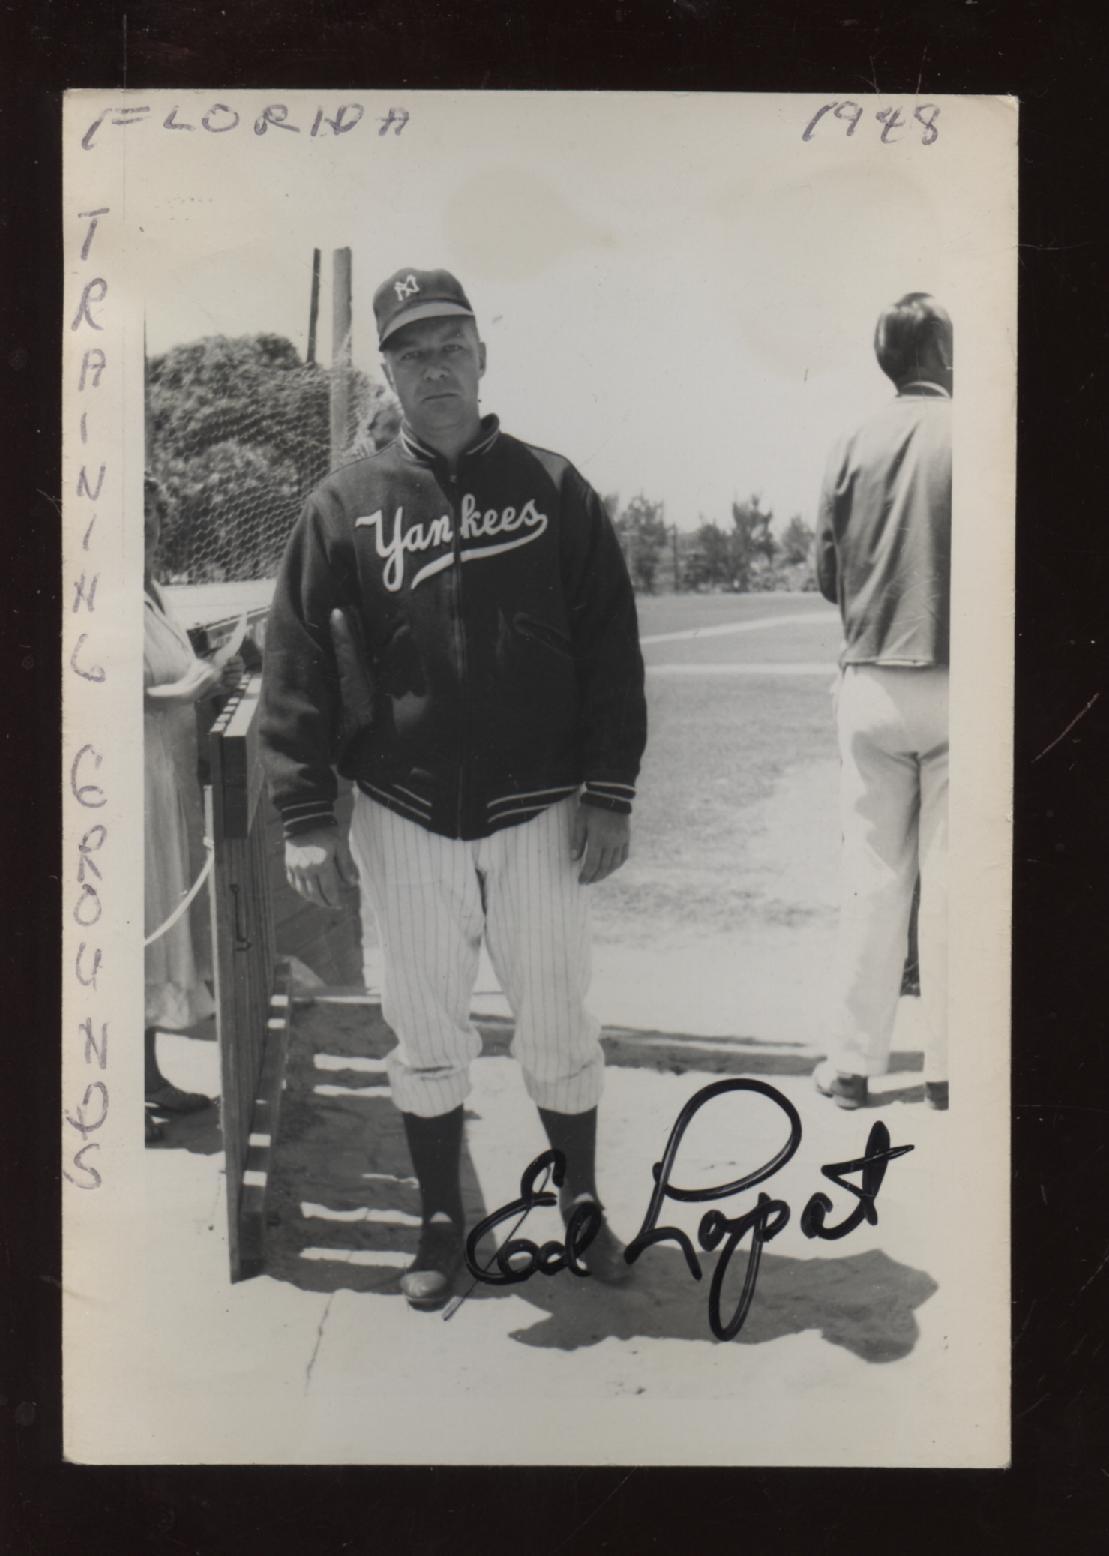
(647, 662), (838, 677)
(640, 611), (831, 646)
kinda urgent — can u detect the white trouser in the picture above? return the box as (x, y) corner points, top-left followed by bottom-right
(828, 664), (948, 1083)
(349, 792), (604, 1118)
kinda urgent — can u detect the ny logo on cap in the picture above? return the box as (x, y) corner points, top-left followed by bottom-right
(394, 273), (420, 302)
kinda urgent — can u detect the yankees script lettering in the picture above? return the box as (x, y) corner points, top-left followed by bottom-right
(355, 494), (549, 591)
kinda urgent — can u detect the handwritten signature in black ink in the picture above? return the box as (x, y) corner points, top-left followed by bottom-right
(463, 1078), (913, 1341)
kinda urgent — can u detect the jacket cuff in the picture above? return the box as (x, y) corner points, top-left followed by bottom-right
(279, 800), (338, 839)
(580, 779), (635, 816)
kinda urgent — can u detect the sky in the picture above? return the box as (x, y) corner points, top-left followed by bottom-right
(122, 90), (999, 532)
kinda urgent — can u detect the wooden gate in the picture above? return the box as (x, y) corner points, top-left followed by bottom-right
(206, 673), (292, 1281)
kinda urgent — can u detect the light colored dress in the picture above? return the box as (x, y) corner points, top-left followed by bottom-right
(144, 588), (216, 1030)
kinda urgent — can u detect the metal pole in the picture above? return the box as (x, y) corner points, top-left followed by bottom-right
(329, 247), (353, 470)
(672, 523), (679, 592)
(306, 249), (321, 367)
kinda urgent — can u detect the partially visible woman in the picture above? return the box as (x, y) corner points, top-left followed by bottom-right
(144, 475), (242, 1143)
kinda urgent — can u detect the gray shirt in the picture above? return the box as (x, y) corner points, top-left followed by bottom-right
(817, 385), (951, 667)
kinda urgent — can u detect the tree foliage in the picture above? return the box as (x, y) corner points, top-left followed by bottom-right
(780, 513), (815, 565)
(683, 521), (733, 591)
(677, 500), (816, 592)
(729, 494), (777, 592)
(614, 493), (669, 594)
(147, 334), (399, 582)
(153, 442), (300, 580)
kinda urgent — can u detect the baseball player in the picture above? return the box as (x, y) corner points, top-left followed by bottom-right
(259, 267), (647, 1309)
(814, 292), (952, 1111)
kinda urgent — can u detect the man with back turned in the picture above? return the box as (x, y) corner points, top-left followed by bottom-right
(813, 292), (952, 1112)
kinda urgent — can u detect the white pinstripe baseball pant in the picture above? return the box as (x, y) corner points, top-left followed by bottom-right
(349, 791), (604, 1119)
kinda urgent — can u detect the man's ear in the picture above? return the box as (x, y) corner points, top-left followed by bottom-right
(477, 340), (487, 379)
(381, 355), (396, 393)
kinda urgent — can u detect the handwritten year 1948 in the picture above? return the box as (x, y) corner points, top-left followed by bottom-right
(803, 101), (940, 145)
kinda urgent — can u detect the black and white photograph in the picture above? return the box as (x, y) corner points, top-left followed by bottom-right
(61, 89), (1016, 1466)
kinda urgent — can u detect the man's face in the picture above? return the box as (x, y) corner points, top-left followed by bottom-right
(382, 316), (486, 443)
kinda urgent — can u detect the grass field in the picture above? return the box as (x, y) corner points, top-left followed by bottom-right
(591, 591), (843, 949)
(169, 581), (846, 958)
(637, 589), (831, 637)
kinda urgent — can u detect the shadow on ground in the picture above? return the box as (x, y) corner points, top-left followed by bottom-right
(259, 997), (937, 1364)
(263, 1001), (489, 1296)
(470, 1243), (937, 1363)
(147, 1102), (223, 1156)
(147, 1016), (223, 1157)
(477, 1012), (923, 1081)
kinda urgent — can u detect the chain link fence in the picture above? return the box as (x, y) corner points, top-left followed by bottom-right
(146, 330), (400, 586)
(145, 309), (386, 988)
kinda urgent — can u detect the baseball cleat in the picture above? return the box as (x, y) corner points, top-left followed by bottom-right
(813, 1060), (869, 1110)
(561, 1192), (632, 1285)
(400, 1216), (465, 1311)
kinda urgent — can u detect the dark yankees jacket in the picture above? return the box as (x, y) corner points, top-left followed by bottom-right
(259, 416), (647, 842)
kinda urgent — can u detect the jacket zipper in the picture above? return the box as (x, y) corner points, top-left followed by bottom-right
(447, 469), (468, 836)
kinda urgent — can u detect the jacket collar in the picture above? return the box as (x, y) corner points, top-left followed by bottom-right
(398, 413), (501, 467)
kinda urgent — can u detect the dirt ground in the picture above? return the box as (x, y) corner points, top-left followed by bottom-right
(124, 596), (992, 1466)
(137, 744), (969, 1466)
(143, 991), (956, 1465)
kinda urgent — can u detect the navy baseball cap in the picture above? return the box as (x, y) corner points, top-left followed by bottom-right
(373, 267), (475, 347)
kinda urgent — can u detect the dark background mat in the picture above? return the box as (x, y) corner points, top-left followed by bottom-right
(5, 0), (1108, 1549)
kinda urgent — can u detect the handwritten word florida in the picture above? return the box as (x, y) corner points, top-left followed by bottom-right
(464, 1078), (913, 1341)
(81, 102), (409, 151)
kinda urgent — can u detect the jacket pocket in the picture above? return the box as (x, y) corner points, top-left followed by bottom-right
(513, 613), (574, 660)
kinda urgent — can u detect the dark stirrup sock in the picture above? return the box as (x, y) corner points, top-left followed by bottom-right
(401, 1106), (466, 1228)
(144, 1028), (164, 1093)
(537, 1106), (599, 1204)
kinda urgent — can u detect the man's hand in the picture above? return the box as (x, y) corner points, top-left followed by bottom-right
(571, 804), (630, 885)
(145, 657), (222, 707)
(215, 653), (245, 696)
(285, 827), (357, 909)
